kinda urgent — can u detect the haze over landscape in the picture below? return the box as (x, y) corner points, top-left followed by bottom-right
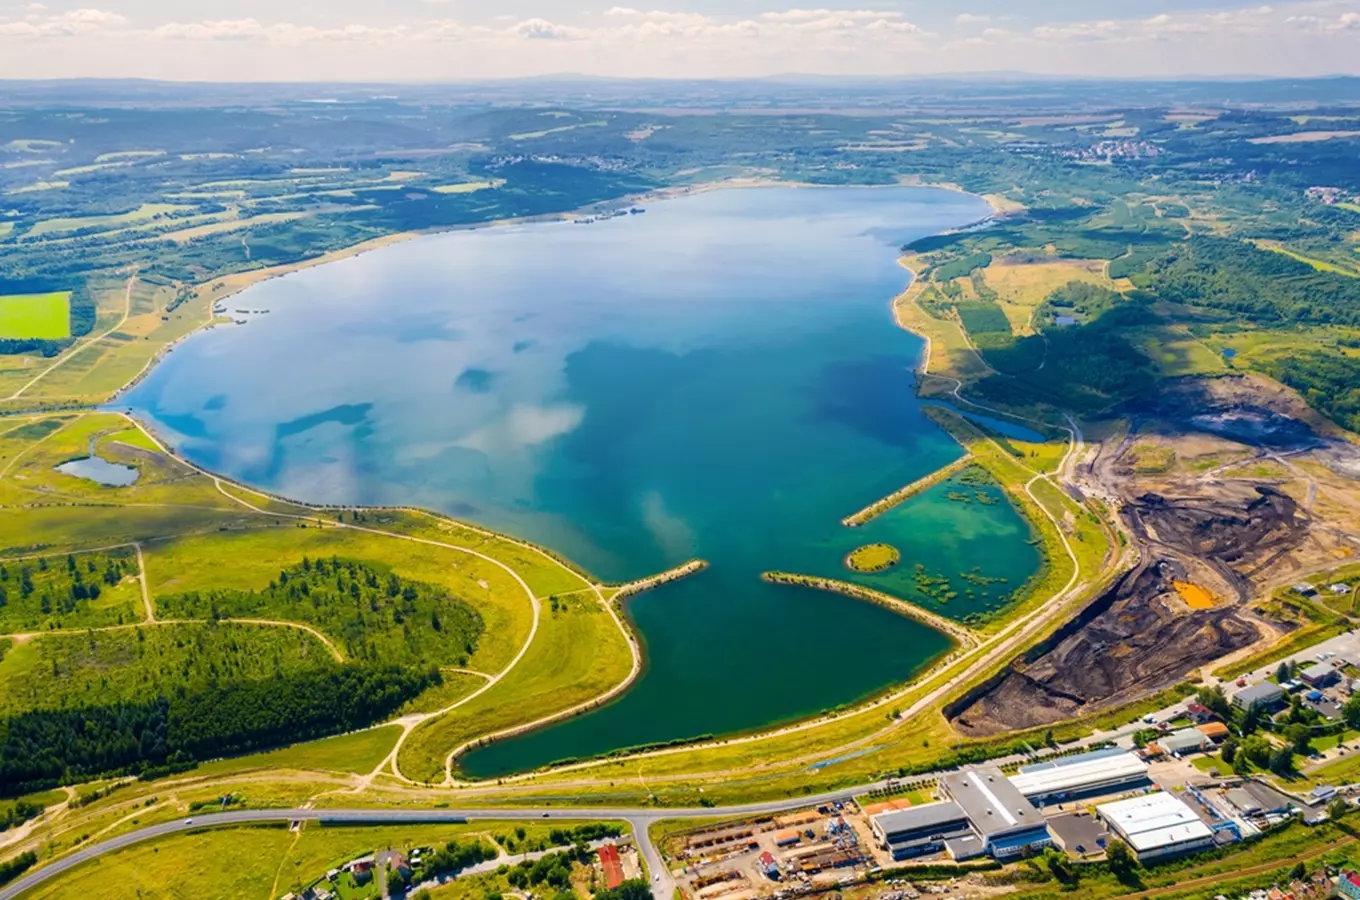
(0, 0), (1359, 79)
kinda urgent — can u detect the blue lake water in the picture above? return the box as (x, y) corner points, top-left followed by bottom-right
(123, 186), (1040, 775)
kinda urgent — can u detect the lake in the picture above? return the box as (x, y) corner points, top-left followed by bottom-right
(124, 186), (1041, 776)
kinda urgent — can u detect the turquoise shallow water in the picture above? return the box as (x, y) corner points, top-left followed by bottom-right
(123, 186), (1040, 776)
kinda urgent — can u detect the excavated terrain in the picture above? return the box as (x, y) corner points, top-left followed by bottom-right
(948, 375), (1344, 738)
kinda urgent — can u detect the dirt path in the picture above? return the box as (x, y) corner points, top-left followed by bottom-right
(0, 617), (346, 663)
(135, 543), (154, 623)
(7, 272), (137, 401)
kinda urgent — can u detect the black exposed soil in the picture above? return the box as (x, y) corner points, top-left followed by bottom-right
(949, 485), (1307, 737)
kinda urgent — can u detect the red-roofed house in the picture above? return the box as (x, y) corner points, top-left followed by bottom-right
(598, 844), (624, 890)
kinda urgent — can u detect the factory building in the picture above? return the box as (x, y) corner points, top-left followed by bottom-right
(939, 766), (1052, 859)
(1301, 663), (1341, 688)
(1008, 749), (1151, 805)
(1232, 682), (1285, 712)
(869, 802), (973, 861)
(1096, 792), (1215, 862)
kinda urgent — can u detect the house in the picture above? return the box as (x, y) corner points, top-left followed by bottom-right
(389, 852), (412, 878)
(1161, 727), (1212, 756)
(759, 851), (780, 880)
(351, 861), (373, 885)
(1186, 703), (1216, 724)
(1293, 583), (1318, 597)
(1232, 682), (1286, 712)
(1196, 722), (1231, 743)
(774, 828), (801, 847)
(598, 844), (625, 890)
(1331, 584), (1353, 595)
(1339, 870), (1360, 900)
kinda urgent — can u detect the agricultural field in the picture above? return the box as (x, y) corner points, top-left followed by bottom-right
(0, 292), (70, 340)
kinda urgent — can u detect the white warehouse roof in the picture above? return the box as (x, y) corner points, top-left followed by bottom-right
(1009, 751), (1149, 800)
(1098, 792), (1213, 853)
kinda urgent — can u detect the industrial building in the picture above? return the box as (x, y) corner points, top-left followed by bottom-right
(1301, 663), (1341, 688)
(1232, 682), (1285, 711)
(1096, 792), (1215, 862)
(1008, 749), (1151, 805)
(1157, 727), (1213, 756)
(869, 801), (973, 861)
(939, 766), (1052, 859)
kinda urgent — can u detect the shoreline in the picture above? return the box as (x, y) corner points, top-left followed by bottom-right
(9, 178), (1027, 788)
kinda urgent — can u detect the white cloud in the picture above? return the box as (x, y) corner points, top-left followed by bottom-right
(0, 1), (1356, 79)
(0, 7), (127, 37)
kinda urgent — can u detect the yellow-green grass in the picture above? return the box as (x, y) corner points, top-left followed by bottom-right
(400, 594), (633, 782)
(97, 425), (160, 454)
(0, 280), (202, 406)
(981, 259), (1116, 336)
(193, 723), (403, 778)
(509, 121), (607, 140)
(22, 821), (513, 900)
(161, 211), (308, 243)
(142, 525), (534, 675)
(1130, 322), (1228, 377)
(894, 262), (990, 386)
(95, 150), (165, 162)
(1259, 242), (1359, 276)
(996, 820), (1356, 899)
(399, 670), (490, 715)
(0, 291), (70, 340)
(23, 203), (188, 239)
(9, 181), (69, 194)
(845, 543), (901, 573)
(432, 180), (500, 194)
(53, 161), (134, 177)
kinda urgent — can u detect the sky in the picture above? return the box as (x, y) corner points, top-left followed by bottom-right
(0, 0), (1358, 81)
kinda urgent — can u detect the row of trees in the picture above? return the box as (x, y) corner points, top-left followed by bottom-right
(0, 663), (440, 796)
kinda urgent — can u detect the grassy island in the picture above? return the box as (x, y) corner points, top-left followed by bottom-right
(845, 543), (901, 573)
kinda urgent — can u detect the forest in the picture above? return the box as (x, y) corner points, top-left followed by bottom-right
(1142, 237), (1360, 327)
(0, 663), (440, 796)
(156, 557), (485, 667)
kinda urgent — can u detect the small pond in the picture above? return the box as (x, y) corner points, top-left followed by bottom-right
(56, 455), (140, 486)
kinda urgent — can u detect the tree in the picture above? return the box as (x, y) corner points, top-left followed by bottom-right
(1330, 797), (1351, 821)
(1197, 685), (1230, 719)
(1277, 661), (1292, 683)
(1240, 735), (1273, 769)
(1269, 746), (1294, 775)
(1221, 737), (1238, 765)
(1284, 723), (1312, 756)
(1343, 695), (1360, 730)
(1105, 839), (1139, 886)
(1241, 702), (1263, 736)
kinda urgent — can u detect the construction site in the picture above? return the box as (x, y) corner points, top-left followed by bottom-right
(950, 375), (1360, 736)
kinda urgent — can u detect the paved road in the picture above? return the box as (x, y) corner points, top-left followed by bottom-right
(0, 794), (875, 900)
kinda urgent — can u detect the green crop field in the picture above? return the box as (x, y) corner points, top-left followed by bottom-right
(0, 292), (70, 340)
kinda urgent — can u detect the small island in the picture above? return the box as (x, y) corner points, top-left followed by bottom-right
(845, 543), (902, 574)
